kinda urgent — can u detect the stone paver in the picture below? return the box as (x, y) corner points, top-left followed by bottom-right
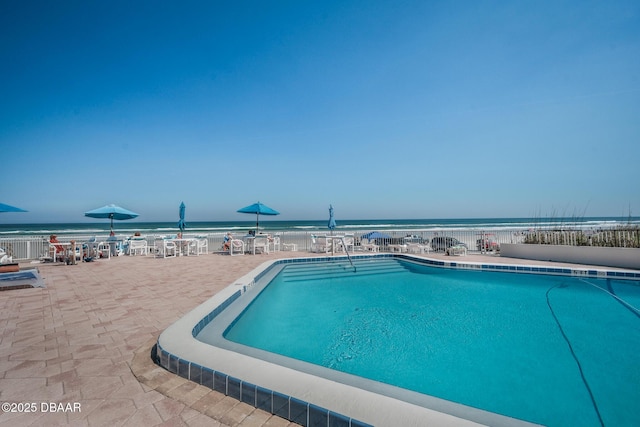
(0, 250), (615, 426)
(0, 251), (310, 426)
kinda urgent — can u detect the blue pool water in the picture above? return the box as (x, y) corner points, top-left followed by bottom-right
(221, 259), (640, 427)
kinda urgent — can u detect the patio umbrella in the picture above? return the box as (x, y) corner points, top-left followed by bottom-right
(237, 201), (280, 233)
(178, 202), (186, 234)
(0, 203), (28, 213)
(84, 204), (139, 234)
(328, 205), (337, 255)
(361, 231), (391, 240)
(328, 205), (336, 230)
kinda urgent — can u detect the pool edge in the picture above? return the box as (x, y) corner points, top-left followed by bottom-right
(156, 254), (638, 426)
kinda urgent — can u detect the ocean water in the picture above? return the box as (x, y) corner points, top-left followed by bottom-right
(1, 217), (638, 237)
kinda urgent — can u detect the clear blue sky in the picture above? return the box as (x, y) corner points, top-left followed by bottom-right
(2, 1), (639, 223)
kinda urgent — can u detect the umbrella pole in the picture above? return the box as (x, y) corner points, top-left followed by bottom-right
(331, 229), (334, 256)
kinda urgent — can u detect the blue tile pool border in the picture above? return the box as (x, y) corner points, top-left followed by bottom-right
(156, 254), (639, 426)
(155, 340), (373, 427)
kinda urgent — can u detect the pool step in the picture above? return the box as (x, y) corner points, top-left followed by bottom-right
(281, 259), (407, 282)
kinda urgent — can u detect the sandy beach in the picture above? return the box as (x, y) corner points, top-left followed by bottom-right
(0, 251), (633, 426)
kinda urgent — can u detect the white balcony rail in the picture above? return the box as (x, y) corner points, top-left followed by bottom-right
(0, 229), (520, 261)
(3, 226), (635, 261)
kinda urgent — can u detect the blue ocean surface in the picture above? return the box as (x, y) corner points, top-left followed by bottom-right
(1, 216), (638, 237)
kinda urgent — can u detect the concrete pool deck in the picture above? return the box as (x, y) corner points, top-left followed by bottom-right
(0, 251), (634, 426)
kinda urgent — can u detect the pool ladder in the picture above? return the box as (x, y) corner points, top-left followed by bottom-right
(338, 236), (356, 272)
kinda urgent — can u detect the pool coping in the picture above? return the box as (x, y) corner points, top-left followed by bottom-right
(156, 254), (640, 426)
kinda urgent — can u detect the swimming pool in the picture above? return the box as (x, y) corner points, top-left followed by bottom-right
(157, 255), (640, 426)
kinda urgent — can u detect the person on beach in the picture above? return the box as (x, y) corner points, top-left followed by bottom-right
(49, 235), (64, 253)
(49, 235), (66, 261)
(222, 232), (233, 251)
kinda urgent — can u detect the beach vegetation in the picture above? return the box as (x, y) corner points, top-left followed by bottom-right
(524, 226), (640, 248)
(525, 206), (640, 248)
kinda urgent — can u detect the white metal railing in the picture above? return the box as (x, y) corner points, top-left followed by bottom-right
(0, 229), (520, 261)
(3, 227), (635, 261)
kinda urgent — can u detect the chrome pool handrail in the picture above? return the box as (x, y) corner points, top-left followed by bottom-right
(339, 236), (356, 272)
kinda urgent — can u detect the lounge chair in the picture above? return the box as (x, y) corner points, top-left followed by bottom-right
(358, 238), (379, 252)
(388, 244), (408, 253)
(406, 242), (430, 254)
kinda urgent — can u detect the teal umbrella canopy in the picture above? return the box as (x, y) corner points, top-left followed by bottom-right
(237, 202), (280, 232)
(0, 203), (27, 213)
(84, 204), (139, 233)
(361, 231), (391, 240)
(178, 202), (186, 233)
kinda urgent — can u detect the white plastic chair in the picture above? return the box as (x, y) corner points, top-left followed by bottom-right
(269, 235), (280, 252)
(251, 235), (270, 254)
(129, 239), (148, 256)
(358, 238), (379, 252)
(335, 235), (355, 253)
(406, 243), (430, 254)
(230, 239), (245, 256)
(186, 239), (198, 256)
(311, 236), (331, 253)
(97, 242), (111, 259)
(155, 239), (176, 258)
(196, 237), (208, 255)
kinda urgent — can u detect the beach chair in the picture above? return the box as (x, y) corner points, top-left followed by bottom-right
(97, 241), (111, 259)
(128, 239), (148, 256)
(48, 238), (70, 262)
(358, 238), (379, 252)
(269, 234), (280, 252)
(196, 237), (208, 255)
(251, 235), (270, 254)
(311, 236), (331, 253)
(155, 239), (176, 258)
(406, 242), (430, 254)
(229, 239), (244, 256)
(186, 239), (198, 256)
(388, 244), (408, 253)
(334, 235), (355, 253)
